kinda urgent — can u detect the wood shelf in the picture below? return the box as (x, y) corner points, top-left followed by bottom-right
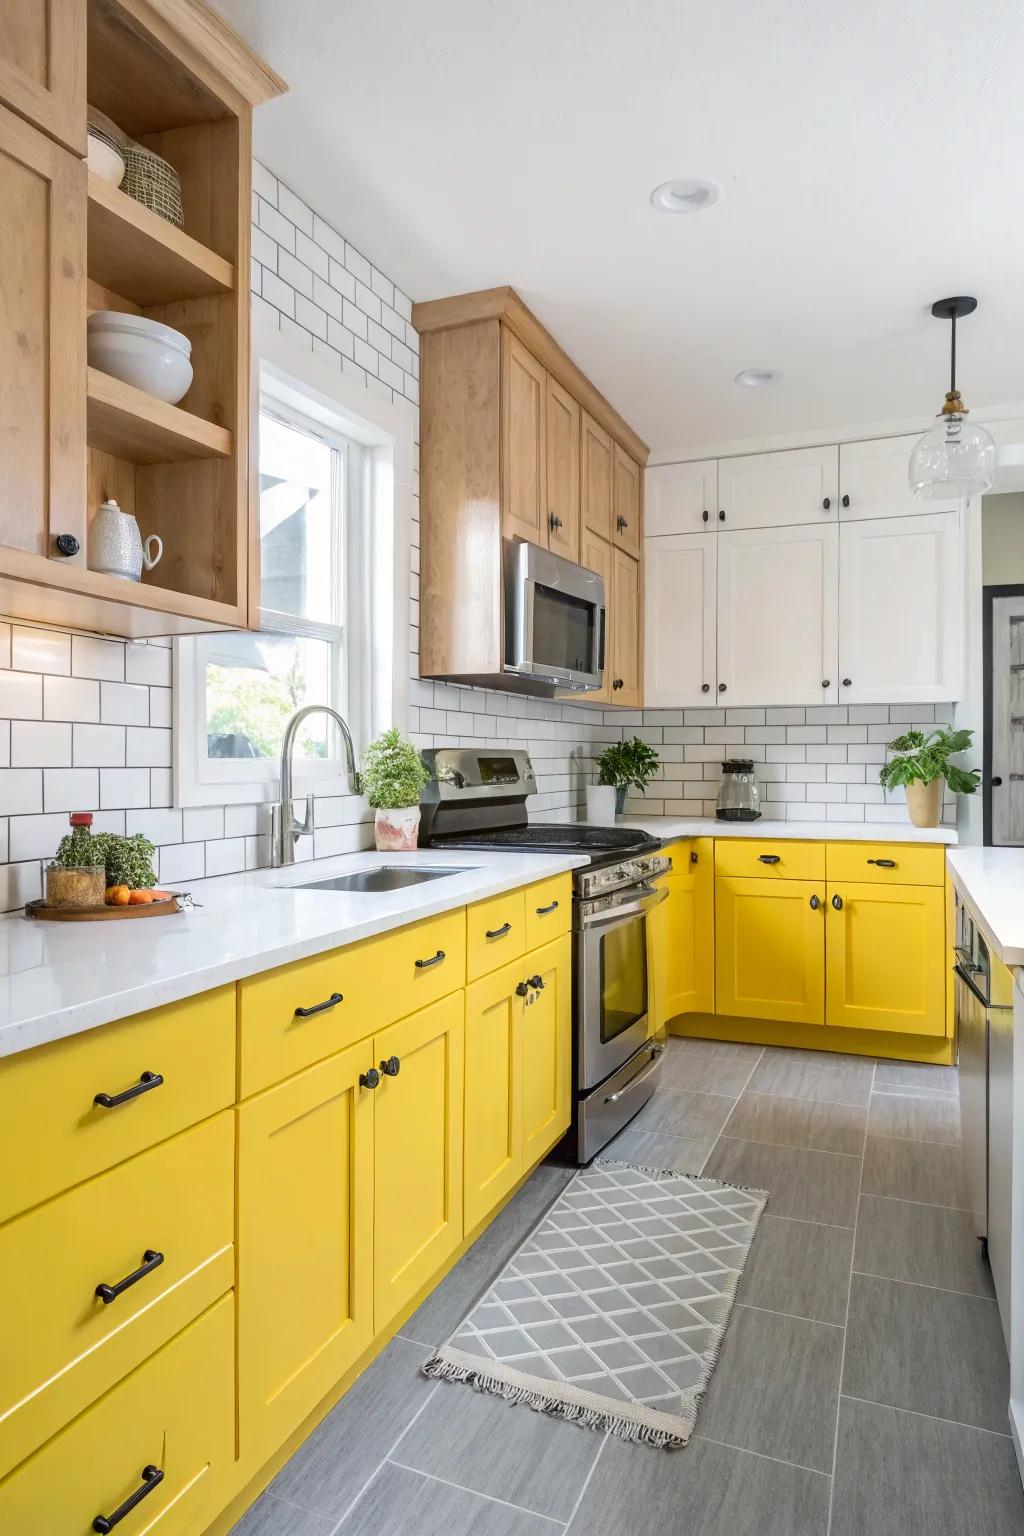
(86, 367), (232, 465)
(87, 173), (234, 305)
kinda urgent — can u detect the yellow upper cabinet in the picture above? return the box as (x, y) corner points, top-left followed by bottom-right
(464, 958), (526, 1233)
(236, 1041), (374, 1468)
(649, 840), (714, 1030)
(825, 881), (946, 1036)
(501, 329), (547, 544)
(715, 874), (825, 1025)
(520, 933), (572, 1166)
(0, 0), (85, 153)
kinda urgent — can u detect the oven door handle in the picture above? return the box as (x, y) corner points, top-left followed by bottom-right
(581, 884), (668, 929)
(954, 962), (990, 1009)
(605, 1046), (664, 1103)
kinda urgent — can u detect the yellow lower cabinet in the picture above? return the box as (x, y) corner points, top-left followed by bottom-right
(520, 933), (572, 1166)
(649, 840), (714, 1030)
(0, 1112), (233, 1481)
(465, 960), (525, 1234)
(373, 992), (465, 1332)
(0, 1295), (234, 1534)
(715, 875), (825, 1025)
(237, 1042), (374, 1466)
(825, 882), (946, 1036)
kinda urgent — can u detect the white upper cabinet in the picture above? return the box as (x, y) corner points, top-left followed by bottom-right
(717, 524), (839, 706)
(838, 435), (959, 520)
(717, 445), (839, 530)
(644, 532), (717, 706)
(645, 460), (718, 536)
(838, 513), (962, 703)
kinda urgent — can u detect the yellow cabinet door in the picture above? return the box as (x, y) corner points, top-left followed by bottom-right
(715, 876), (825, 1025)
(649, 840), (714, 1030)
(0, 1296), (234, 1536)
(465, 959), (525, 1233)
(825, 882), (946, 1036)
(501, 330), (547, 544)
(237, 1042), (374, 1466)
(374, 992), (464, 1331)
(521, 932), (573, 1166)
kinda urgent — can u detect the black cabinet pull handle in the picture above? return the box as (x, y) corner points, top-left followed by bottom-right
(612, 678), (624, 690)
(718, 509), (726, 521)
(294, 992), (343, 1018)
(415, 950), (446, 969)
(515, 981), (530, 998)
(758, 854), (781, 864)
(485, 922), (512, 939)
(549, 513), (563, 531)
(718, 683), (727, 692)
(528, 974), (545, 990)
(822, 497), (831, 510)
(810, 894), (821, 910)
(841, 494), (850, 508)
(55, 533), (81, 558)
(360, 1067), (381, 1089)
(616, 514), (628, 531)
(832, 893), (843, 910)
(867, 858), (896, 868)
(701, 683), (710, 693)
(822, 679), (831, 688)
(702, 509), (709, 522)
(94, 1071), (163, 1110)
(690, 851), (699, 864)
(535, 900), (559, 915)
(92, 1464), (163, 1532)
(95, 1249), (164, 1306)
(380, 1055), (400, 1077)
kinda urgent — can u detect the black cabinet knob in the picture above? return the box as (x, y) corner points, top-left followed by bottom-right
(379, 1055), (401, 1077)
(842, 494), (850, 508)
(810, 894), (821, 910)
(515, 981), (530, 998)
(822, 680), (831, 688)
(360, 1067), (381, 1089)
(832, 894), (843, 910)
(612, 678), (623, 690)
(528, 974), (545, 990)
(701, 683), (710, 693)
(842, 678), (852, 687)
(702, 509), (709, 522)
(718, 683), (727, 692)
(718, 510), (726, 521)
(55, 533), (80, 557)
(549, 513), (563, 531)
(822, 497), (831, 511)
(992, 776), (1004, 787)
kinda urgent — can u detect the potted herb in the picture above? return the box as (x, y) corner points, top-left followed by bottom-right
(360, 727), (431, 850)
(590, 737), (661, 820)
(48, 814), (158, 907)
(879, 727), (980, 828)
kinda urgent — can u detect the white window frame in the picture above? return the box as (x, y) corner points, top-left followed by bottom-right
(174, 310), (413, 807)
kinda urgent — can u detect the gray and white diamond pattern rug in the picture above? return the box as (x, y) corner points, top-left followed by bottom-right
(423, 1160), (767, 1449)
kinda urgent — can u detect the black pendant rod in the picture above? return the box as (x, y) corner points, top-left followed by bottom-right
(930, 295), (977, 399)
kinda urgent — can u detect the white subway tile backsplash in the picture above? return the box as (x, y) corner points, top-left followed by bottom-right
(0, 672), (42, 719)
(74, 723), (125, 767)
(126, 727), (172, 768)
(71, 635), (124, 681)
(344, 243), (372, 284)
(11, 721), (71, 769)
(43, 676), (99, 723)
(183, 807), (224, 843)
(100, 768), (151, 810)
(101, 682), (149, 726)
(10, 812), (77, 861)
(0, 769), (43, 815)
(43, 768), (99, 813)
(159, 842), (207, 884)
(12, 627), (70, 674)
(126, 808), (182, 844)
(205, 838), (245, 876)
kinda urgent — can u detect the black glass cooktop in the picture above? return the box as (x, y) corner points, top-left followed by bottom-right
(427, 823), (660, 856)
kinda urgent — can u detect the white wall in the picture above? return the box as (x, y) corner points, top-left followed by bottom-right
(983, 493), (1024, 585)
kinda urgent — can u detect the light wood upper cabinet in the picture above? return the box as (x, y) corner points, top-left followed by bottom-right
(582, 530), (614, 705)
(501, 330), (547, 545)
(645, 532), (716, 707)
(838, 434), (959, 519)
(611, 546), (641, 706)
(718, 445), (839, 530)
(0, 0), (86, 154)
(545, 374), (580, 558)
(0, 104), (86, 571)
(582, 409), (614, 541)
(612, 442), (641, 556)
(646, 459), (717, 536)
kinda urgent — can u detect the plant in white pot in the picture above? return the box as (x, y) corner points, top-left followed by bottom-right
(588, 737), (661, 820)
(360, 727), (431, 851)
(879, 727), (979, 828)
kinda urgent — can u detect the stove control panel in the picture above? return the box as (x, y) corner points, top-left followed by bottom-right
(577, 852), (672, 900)
(422, 748), (536, 802)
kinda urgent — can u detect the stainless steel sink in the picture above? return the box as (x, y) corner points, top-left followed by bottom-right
(294, 865), (474, 894)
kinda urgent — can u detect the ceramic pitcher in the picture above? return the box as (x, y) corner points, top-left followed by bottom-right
(88, 500), (163, 582)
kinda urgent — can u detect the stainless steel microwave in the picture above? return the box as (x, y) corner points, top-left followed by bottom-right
(503, 539), (605, 693)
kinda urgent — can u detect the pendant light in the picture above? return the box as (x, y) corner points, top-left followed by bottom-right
(909, 296), (995, 499)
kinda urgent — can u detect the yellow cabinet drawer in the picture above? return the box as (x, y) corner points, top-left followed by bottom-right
(714, 838), (825, 881)
(239, 910), (467, 1097)
(0, 1112), (233, 1480)
(0, 987), (235, 1225)
(523, 873), (573, 951)
(0, 1295), (234, 1535)
(826, 841), (945, 886)
(467, 889), (527, 981)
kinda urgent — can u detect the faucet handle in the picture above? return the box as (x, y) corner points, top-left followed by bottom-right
(296, 792), (315, 837)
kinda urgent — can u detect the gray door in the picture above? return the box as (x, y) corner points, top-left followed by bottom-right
(991, 595), (1024, 845)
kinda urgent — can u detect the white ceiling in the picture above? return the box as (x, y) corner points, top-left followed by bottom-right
(215, 0), (1024, 459)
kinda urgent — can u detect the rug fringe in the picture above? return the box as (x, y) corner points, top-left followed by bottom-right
(594, 1156), (770, 1201)
(422, 1353), (688, 1449)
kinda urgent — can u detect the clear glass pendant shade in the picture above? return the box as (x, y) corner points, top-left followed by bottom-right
(908, 411), (996, 498)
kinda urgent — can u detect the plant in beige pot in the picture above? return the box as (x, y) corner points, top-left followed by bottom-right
(361, 727), (431, 851)
(879, 727), (979, 828)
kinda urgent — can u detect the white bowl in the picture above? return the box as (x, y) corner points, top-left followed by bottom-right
(87, 134), (125, 187)
(87, 311), (193, 405)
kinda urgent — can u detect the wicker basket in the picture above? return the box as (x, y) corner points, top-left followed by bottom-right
(121, 140), (185, 229)
(87, 103), (128, 155)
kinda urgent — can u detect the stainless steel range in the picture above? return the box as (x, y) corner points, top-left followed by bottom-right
(420, 747), (670, 1162)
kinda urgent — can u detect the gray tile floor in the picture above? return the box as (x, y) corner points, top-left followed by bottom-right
(231, 1039), (1024, 1535)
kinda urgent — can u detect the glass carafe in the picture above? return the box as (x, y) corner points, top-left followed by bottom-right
(716, 759), (762, 821)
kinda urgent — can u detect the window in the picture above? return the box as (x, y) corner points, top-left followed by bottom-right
(174, 323), (413, 807)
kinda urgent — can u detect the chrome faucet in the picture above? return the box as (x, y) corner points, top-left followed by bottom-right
(270, 705), (360, 866)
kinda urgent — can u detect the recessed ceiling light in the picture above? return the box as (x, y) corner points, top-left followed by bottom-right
(650, 177), (721, 213)
(734, 368), (780, 388)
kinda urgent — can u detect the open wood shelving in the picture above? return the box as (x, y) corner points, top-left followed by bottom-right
(87, 172), (234, 305)
(86, 367), (233, 463)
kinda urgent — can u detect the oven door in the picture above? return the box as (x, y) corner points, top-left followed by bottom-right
(504, 539), (604, 691)
(577, 884), (667, 1091)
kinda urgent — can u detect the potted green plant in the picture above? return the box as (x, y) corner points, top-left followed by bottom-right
(590, 737), (661, 820)
(360, 727), (431, 850)
(879, 727), (980, 828)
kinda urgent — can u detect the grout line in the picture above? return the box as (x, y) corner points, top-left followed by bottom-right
(825, 1058), (871, 1536)
(698, 1047), (764, 1173)
(856, 1190), (974, 1215)
(850, 1270), (997, 1303)
(562, 1430), (608, 1533)
(756, 1210), (855, 1232)
(693, 1432), (833, 1480)
(870, 1087), (959, 1101)
(863, 1131), (962, 1149)
(326, 1380), (441, 1535)
(387, 1457), (567, 1526)
(714, 1132), (862, 1163)
(736, 1300), (844, 1331)
(840, 1393), (1013, 1440)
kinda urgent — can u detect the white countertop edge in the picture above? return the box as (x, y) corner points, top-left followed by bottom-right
(0, 849), (587, 1059)
(619, 816), (958, 845)
(946, 848), (1024, 969)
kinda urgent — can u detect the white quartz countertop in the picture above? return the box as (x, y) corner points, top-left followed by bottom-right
(619, 817), (958, 845)
(946, 847), (1024, 967)
(0, 848), (587, 1060)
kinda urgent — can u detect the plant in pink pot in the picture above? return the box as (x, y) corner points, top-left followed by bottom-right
(361, 727), (431, 851)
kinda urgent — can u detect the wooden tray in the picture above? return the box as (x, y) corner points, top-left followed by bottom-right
(25, 895), (183, 922)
